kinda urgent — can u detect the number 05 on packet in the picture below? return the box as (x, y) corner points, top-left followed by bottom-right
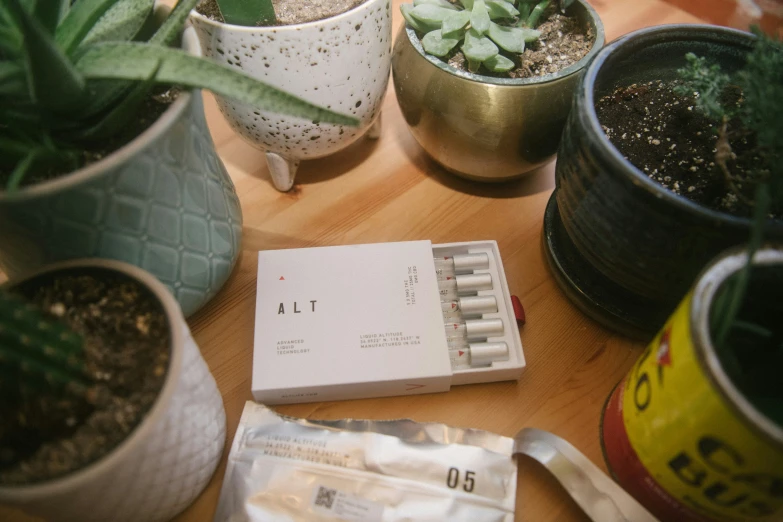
(213, 402), (518, 521)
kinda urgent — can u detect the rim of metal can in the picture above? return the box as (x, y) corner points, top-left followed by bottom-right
(691, 246), (783, 449)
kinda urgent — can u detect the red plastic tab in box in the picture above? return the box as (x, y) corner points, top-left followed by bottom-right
(511, 295), (525, 325)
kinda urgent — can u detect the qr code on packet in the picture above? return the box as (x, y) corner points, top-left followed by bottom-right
(315, 486), (337, 509)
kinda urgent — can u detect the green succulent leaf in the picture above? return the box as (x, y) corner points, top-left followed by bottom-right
(462, 28), (498, 62)
(526, 0), (550, 28)
(488, 21), (525, 53)
(484, 53), (515, 72)
(5, 149), (40, 192)
(441, 10), (470, 39)
(421, 29), (460, 56)
(81, 0), (155, 47)
(7, 0), (86, 114)
(74, 42), (359, 126)
(413, 0), (459, 10)
(216, 0), (277, 27)
(470, 0), (491, 35)
(149, 0), (199, 46)
(460, 0), (475, 9)
(410, 4), (455, 26)
(55, 0), (117, 55)
(400, 4), (439, 33)
(519, 27), (541, 42)
(486, 1), (519, 20)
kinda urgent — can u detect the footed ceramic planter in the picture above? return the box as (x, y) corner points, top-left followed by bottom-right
(391, 0), (604, 182)
(0, 27), (242, 318)
(190, 0), (392, 191)
(544, 24), (783, 338)
(0, 259), (226, 522)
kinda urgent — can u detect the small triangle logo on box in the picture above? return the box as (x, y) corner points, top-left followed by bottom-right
(279, 276), (285, 280)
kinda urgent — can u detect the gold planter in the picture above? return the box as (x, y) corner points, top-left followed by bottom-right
(391, 0), (604, 181)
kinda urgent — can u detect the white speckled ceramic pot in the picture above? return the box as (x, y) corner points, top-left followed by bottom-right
(0, 259), (226, 522)
(190, 0), (392, 191)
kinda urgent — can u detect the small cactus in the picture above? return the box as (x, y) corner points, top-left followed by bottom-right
(0, 289), (92, 399)
(401, 0), (576, 73)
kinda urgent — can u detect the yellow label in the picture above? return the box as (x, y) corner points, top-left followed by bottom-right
(621, 292), (783, 521)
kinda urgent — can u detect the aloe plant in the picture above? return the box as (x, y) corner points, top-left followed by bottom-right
(401, 0), (575, 73)
(214, 0), (277, 26)
(0, 289), (93, 400)
(0, 0), (357, 191)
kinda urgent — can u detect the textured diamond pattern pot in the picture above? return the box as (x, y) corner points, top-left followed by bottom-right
(0, 259), (226, 522)
(544, 24), (783, 338)
(190, 0), (392, 192)
(391, 0), (604, 182)
(0, 28), (242, 318)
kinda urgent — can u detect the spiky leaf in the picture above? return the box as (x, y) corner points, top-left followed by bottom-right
(470, 0), (491, 35)
(149, 0), (198, 46)
(486, 1), (519, 20)
(55, 0), (117, 55)
(216, 0), (277, 27)
(484, 53), (515, 72)
(526, 0), (550, 28)
(410, 4), (455, 26)
(462, 28), (498, 62)
(81, 0), (155, 47)
(422, 29), (460, 56)
(441, 10), (470, 38)
(488, 21), (525, 53)
(34, 0), (67, 35)
(7, 0), (86, 114)
(75, 42), (359, 126)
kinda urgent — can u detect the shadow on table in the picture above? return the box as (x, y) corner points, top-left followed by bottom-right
(393, 124), (556, 199)
(292, 134), (381, 187)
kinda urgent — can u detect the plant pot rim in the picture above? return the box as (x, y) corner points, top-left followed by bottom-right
(0, 23), (201, 204)
(0, 258), (186, 500)
(692, 245), (783, 447)
(399, 0), (604, 87)
(189, 0), (385, 32)
(579, 23), (758, 226)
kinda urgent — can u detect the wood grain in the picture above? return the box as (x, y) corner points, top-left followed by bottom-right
(0, 1), (704, 521)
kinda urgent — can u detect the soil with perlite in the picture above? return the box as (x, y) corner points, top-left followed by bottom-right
(0, 271), (169, 485)
(197, 0), (367, 25)
(597, 80), (769, 217)
(431, 3), (595, 79)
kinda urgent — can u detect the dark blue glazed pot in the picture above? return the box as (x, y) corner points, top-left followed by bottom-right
(544, 24), (783, 339)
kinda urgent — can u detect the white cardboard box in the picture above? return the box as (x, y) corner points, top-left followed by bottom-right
(252, 240), (525, 404)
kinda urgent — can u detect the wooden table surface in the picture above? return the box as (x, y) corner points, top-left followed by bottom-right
(2, 1), (706, 521)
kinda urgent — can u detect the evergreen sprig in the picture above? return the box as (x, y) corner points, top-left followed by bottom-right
(676, 28), (782, 350)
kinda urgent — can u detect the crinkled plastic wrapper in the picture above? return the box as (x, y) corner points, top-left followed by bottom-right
(214, 402), (518, 521)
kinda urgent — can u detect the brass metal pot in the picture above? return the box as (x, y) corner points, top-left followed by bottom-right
(391, 0), (604, 182)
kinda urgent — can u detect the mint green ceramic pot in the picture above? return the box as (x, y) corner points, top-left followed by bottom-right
(0, 29), (242, 317)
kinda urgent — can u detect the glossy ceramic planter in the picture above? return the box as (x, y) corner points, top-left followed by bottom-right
(391, 0), (604, 182)
(0, 27), (243, 318)
(545, 24), (783, 338)
(0, 259), (226, 522)
(190, 0), (392, 191)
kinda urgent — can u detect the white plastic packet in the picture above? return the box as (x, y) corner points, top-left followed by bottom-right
(214, 402), (517, 521)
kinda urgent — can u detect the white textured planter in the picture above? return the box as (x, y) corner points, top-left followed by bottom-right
(0, 259), (226, 522)
(191, 0), (392, 191)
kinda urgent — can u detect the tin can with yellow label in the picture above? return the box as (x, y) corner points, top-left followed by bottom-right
(601, 248), (783, 522)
